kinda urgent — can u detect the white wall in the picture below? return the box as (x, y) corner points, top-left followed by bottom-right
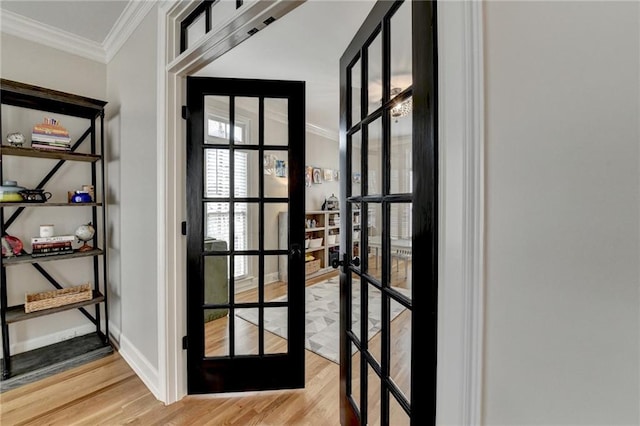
(0, 34), (107, 355)
(305, 131), (340, 211)
(483, 2), (639, 425)
(105, 5), (159, 389)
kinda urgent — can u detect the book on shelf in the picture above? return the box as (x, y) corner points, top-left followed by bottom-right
(31, 135), (71, 144)
(32, 241), (72, 251)
(31, 248), (74, 257)
(31, 235), (75, 244)
(31, 143), (71, 151)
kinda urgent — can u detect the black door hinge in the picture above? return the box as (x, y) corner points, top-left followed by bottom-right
(182, 335), (188, 350)
(181, 221), (187, 235)
(182, 106), (190, 120)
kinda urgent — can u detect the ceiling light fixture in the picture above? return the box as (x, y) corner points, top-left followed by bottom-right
(389, 87), (412, 120)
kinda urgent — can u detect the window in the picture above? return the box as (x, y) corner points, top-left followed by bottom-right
(205, 116), (248, 278)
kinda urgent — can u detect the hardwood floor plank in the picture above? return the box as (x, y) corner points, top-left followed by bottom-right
(0, 267), (411, 425)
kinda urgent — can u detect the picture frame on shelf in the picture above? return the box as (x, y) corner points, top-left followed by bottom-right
(323, 168), (334, 181)
(313, 168), (322, 184)
(305, 166), (313, 187)
(275, 160), (286, 177)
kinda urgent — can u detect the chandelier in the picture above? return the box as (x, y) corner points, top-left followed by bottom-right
(389, 87), (412, 120)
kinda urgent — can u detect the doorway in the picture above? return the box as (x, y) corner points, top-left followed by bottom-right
(189, 0), (379, 378)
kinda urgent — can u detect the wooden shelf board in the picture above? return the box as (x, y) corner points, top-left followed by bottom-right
(306, 246), (324, 252)
(0, 145), (100, 162)
(0, 202), (102, 207)
(0, 333), (112, 392)
(5, 291), (104, 323)
(304, 227), (324, 232)
(2, 248), (104, 266)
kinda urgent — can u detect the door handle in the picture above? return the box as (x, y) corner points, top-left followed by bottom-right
(289, 244), (302, 260)
(331, 255), (360, 269)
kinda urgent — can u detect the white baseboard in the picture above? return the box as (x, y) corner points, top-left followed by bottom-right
(0, 323), (96, 359)
(110, 324), (161, 401)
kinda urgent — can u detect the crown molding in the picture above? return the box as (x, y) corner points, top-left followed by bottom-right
(0, 9), (105, 63)
(0, 1), (154, 65)
(305, 122), (338, 141)
(104, 1), (156, 63)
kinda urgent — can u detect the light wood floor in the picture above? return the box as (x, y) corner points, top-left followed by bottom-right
(0, 260), (412, 425)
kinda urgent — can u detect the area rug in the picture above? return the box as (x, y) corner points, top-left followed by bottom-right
(235, 277), (408, 364)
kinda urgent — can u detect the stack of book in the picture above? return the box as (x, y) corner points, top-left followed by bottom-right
(31, 235), (75, 257)
(31, 118), (71, 151)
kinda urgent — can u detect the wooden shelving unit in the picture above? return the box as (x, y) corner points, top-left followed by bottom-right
(0, 79), (111, 392)
(305, 210), (341, 277)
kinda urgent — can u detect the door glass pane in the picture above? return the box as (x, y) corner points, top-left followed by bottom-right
(350, 341), (361, 412)
(367, 31), (383, 115)
(365, 203), (382, 278)
(235, 202), (257, 251)
(350, 57), (362, 127)
(267, 255), (287, 302)
(351, 275), (362, 341)
(390, 0), (412, 95)
(186, 13), (206, 51)
(235, 308), (259, 355)
(390, 203), (412, 297)
(367, 118), (382, 196)
(203, 249), (229, 306)
(233, 255), (257, 303)
(264, 150), (288, 198)
(390, 111), (412, 194)
(211, 0), (236, 30)
(204, 202), (230, 243)
(264, 254), (282, 295)
(367, 364), (382, 426)
(204, 149), (230, 197)
(264, 98), (288, 146)
(352, 206), (361, 263)
(235, 97), (258, 145)
(264, 306), (288, 355)
(235, 149), (259, 197)
(390, 302), (411, 401)
(367, 283), (382, 365)
(351, 131), (362, 197)
(204, 309), (229, 357)
(265, 203), (288, 251)
(205, 96), (230, 145)
(389, 394), (410, 426)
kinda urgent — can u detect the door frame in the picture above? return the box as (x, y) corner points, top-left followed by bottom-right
(155, 2), (484, 424)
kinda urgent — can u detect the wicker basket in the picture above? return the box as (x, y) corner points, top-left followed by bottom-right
(25, 283), (92, 313)
(305, 259), (321, 275)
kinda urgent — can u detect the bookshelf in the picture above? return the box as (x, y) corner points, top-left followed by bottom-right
(0, 79), (112, 391)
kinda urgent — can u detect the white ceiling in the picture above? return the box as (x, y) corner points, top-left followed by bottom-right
(0, 0), (378, 136)
(0, 0), (129, 44)
(195, 0), (376, 136)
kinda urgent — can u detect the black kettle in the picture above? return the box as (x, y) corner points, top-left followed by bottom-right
(19, 189), (52, 202)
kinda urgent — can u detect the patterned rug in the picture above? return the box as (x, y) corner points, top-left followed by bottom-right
(236, 277), (408, 364)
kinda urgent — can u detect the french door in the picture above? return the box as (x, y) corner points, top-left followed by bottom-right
(339, 1), (437, 425)
(185, 77), (306, 393)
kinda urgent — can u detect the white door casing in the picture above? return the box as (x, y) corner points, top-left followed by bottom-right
(156, 2), (484, 424)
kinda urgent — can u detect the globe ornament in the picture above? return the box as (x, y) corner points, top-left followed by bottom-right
(75, 222), (95, 252)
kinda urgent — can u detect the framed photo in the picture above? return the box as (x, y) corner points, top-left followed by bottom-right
(353, 172), (361, 184)
(313, 168), (322, 184)
(305, 166), (313, 187)
(333, 170), (340, 181)
(275, 160), (286, 177)
(323, 168), (334, 181)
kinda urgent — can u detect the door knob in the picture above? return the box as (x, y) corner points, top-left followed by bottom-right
(289, 244), (302, 259)
(332, 255), (360, 269)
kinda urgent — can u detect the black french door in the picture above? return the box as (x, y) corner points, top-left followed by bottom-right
(339, 1), (437, 425)
(185, 77), (306, 393)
